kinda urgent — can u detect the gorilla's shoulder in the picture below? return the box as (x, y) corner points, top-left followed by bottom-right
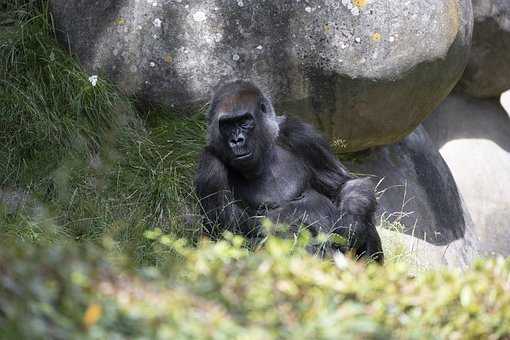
(277, 116), (330, 150)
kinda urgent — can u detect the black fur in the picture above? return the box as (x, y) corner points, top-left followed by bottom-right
(196, 81), (383, 263)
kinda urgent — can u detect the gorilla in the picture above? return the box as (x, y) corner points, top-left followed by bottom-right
(196, 81), (384, 263)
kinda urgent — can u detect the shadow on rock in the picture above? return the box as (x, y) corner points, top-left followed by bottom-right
(423, 93), (510, 256)
(345, 126), (479, 268)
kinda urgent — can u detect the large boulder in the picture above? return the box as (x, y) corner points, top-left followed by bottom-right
(423, 94), (510, 256)
(458, 0), (510, 98)
(50, 0), (472, 151)
(345, 126), (479, 268)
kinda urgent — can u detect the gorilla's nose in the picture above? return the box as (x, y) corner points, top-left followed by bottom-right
(229, 136), (245, 148)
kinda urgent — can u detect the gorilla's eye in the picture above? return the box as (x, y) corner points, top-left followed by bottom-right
(260, 103), (267, 113)
(241, 113), (254, 129)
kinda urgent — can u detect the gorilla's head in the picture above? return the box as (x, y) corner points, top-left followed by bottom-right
(207, 81), (280, 174)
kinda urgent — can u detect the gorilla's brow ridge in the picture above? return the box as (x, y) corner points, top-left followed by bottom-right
(216, 91), (258, 117)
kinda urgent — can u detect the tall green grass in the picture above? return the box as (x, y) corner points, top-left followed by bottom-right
(0, 1), (207, 264)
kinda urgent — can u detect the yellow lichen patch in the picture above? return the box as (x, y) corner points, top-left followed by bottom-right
(447, 0), (460, 44)
(352, 0), (367, 8)
(371, 32), (382, 42)
(83, 303), (102, 328)
(115, 18), (126, 26)
(164, 54), (173, 64)
(332, 138), (348, 151)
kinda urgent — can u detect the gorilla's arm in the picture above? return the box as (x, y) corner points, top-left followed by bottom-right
(278, 117), (353, 198)
(195, 148), (258, 237)
(279, 117), (383, 262)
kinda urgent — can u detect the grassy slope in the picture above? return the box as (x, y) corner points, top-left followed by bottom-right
(0, 1), (207, 264)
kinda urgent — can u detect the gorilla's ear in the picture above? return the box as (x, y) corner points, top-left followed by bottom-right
(259, 95), (280, 140)
(260, 92), (277, 118)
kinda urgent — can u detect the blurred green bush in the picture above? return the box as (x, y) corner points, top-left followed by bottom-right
(1, 232), (509, 339)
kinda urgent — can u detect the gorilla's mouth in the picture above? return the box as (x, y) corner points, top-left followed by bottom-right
(233, 152), (252, 160)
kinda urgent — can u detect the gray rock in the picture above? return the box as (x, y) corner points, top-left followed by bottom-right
(0, 188), (31, 214)
(458, 0), (510, 98)
(423, 94), (510, 256)
(50, 0), (472, 151)
(378, 228), (467, 271)
(345, 126), (479, 268)
(501, 89), (510, 116)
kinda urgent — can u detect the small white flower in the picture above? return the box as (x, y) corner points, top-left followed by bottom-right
(153, 18), (162, 27)
(256, 45), (263, 50)
(232, 54), (240, 61)
(88, 75), (98, 87)
(193, 11), (207, 22)
(305, 6), (312, 13)
(149, 61), (156, 67)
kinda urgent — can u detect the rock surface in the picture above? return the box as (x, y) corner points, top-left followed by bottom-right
(345, 126), (479, 268)
(378, 228), (466, 271)
(50, 0), (472, 151)
(501, 89), (510, 116)
(458, 0), (510, 98)
(423, 94), (510, 256)
(0, 188), (31, 214)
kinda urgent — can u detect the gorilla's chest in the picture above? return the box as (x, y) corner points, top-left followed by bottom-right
(231, 147), (309, 208)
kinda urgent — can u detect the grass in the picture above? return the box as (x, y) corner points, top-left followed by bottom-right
(0, 0), (207, 265)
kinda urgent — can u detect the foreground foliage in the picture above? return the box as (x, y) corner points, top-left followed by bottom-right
(1, 234), (509, 339)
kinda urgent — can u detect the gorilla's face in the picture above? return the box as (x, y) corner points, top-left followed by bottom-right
(219, 112), (256, 164)
(218, 110), (270, 174)
(209, 82), (278, 175)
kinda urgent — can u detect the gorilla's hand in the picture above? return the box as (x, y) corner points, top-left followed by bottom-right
(337, 213), (384, 264)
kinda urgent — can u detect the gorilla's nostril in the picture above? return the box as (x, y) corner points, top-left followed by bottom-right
(230, 136), (245, 146)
